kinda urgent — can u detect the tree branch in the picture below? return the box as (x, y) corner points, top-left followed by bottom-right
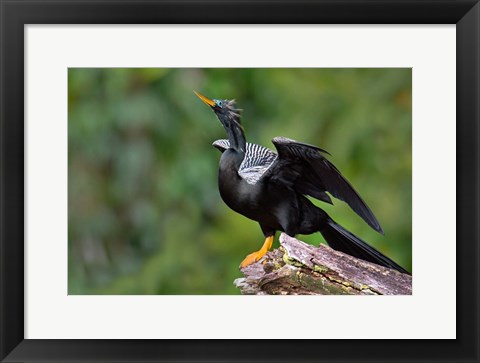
(234, 233), (412, 295)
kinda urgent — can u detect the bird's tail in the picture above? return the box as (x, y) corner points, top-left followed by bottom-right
(319, 219), (410, 274)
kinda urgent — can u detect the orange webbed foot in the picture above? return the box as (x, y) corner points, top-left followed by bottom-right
(239, 235), (274, 269)
(240, 250), (266, 268)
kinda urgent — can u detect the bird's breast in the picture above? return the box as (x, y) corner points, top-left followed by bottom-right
(219, 172), (251, 206)
(218, 167), (263, 217)
(218, 170), (292, 233)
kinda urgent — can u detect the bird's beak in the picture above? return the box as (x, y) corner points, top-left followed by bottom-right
(194, 90), (216, 108)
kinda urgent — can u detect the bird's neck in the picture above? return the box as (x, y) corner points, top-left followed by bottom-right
(224, 119), (246, 155)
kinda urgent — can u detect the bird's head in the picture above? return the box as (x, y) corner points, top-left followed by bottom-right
(194, 90), (246, 152)
(194, 90), (242, 125)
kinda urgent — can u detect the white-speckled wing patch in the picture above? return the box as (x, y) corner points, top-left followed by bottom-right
(212, 139), (277, 185)
(239, 143), (277, 184)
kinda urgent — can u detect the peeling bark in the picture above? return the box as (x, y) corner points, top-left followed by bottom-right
(234, 233), (412, 295)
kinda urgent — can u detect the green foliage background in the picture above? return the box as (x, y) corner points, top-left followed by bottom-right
(68, 68), (412, 295)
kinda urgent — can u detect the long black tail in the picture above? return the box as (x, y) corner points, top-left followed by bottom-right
(319, 219), (410, 274)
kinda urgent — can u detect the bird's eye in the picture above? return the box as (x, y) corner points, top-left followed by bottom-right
(215, 100), (223, 108)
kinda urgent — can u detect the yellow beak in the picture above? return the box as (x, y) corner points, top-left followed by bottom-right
(194, 90), (216, 107)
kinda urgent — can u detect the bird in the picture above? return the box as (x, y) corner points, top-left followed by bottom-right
(194, 90), (409, 274)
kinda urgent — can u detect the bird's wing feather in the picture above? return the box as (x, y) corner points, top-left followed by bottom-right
(212, 139), (278, 184)
(239, 142), (278, 172)
(261, 136), (383, 233)
(212, 139), (230, 152)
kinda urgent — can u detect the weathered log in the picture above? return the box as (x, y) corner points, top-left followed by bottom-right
(234, 233), (412, 295)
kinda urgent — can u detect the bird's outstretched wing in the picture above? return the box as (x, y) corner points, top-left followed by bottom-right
(212, 139), (333, 204)
(261, 136), (383, 234)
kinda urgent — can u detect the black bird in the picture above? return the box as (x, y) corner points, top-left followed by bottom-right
(195, 91), (409, 274)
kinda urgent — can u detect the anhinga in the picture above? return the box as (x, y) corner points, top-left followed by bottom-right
(194, 91), (409, 274)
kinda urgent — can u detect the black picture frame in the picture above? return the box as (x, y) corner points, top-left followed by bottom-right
(1, 1), (478, 362)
